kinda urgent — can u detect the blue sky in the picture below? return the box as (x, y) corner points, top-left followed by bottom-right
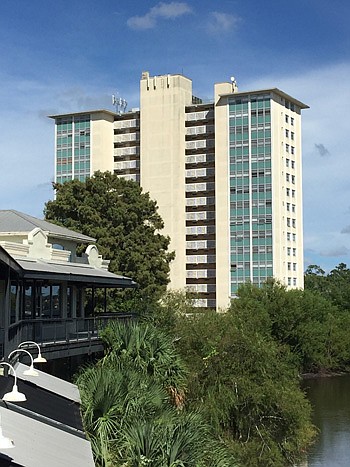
(0, 0), (350, 272)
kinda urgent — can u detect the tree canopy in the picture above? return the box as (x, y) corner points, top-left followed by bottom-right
(45, 172), (174, 309)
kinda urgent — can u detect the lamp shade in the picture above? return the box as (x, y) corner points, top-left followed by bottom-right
(33, 354), (47, 364)
(18, 341), (47, 364)
(23, 366), (39, 377)
(3, 384), (26, 403)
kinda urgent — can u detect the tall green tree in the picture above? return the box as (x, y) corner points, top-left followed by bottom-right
(45, 171), (174, 309)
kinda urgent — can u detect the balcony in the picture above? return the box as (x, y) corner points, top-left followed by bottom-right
(6, 313), (135, 359)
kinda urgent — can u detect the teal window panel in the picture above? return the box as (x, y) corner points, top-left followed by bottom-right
(264, 115), (271, 123)
(251, 101), (257, 110)
(264, 99), (271, 108)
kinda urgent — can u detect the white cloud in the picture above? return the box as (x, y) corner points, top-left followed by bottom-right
(127, 2), (192, 30)
(207, 11), (240, 33)
(320, 246), (350, 257)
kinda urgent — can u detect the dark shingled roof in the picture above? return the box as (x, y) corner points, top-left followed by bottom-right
(0, 210), (95, 243)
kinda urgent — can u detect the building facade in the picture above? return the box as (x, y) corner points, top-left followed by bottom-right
(0, 210), (136, 359)
(50, 72), (308, 310)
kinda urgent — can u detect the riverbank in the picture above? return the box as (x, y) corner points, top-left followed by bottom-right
(301, 370), (347, 379)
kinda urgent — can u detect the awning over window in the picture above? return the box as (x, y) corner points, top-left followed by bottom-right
(12, 255), (137, 288)
(0, 245), (137, 288)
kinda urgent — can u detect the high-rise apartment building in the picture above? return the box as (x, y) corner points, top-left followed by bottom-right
(50, 71), (308, 310)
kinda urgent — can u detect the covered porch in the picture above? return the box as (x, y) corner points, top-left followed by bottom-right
(0, 246), (137, 359)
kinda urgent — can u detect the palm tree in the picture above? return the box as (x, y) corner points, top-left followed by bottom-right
(77, 322), (236, 466)
(100, 320), (187, 407)
(76, 362), (168, 466)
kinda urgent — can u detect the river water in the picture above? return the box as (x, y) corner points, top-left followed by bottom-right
(302, 374), (350, 466)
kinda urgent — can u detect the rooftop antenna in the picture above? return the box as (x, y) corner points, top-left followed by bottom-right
(230, 76), (238, 92)
(112, 94), (127, 115)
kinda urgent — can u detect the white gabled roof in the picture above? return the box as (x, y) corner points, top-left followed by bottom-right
(15, 363), (81, 403)
(0, 406), (95, 467)
(0, 210), (95, 243)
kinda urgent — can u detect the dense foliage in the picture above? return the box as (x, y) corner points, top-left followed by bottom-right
(77, 278), (350, 466)
(305, 262), (350, 312)
(45, 171), (174, 309)
(151, 286), (317, 467)
(76, 321), (235, 466)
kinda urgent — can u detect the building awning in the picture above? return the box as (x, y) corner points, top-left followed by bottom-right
(15, 363), (81, 403)
(14, 257), (137, 288)
(0, 405), (94, 467)
(0, 364), (94, 467)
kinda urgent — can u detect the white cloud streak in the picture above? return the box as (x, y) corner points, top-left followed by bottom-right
(127, 2), (192, 30)
(207, 11), (240, 33)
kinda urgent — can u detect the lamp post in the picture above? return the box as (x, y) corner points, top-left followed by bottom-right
(8, 349), (39, 377)
(18, 341), (47, 363)
(0, 362), (26, 402)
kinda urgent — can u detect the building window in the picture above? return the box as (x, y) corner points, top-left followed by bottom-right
(293, 278), (297, 286)
(291, 160), (295, 169)
(285, 115), (289, 123)
(291, 132), (295, 140)
(291, 117), (294, 126)
(286, 144), (289, 153)
(287, 202), (290, 211)
(37, 284), (61, 319)
(286, 158), (290, 167)
(10, 283), (18, 325)
(291, 146), (295, 155)
(287, 218), (291, 227)
(293, 263), (297, 271)
(292, 233), (296, 242)
(285, 129), (289, 138)
(286, 188), (290, 196)
(292, 204), (296, 213)
(293, 248), (296, 256)
(291, 175), (295, 184)
(287, 232), (291, 241)
(288, 277), (291, 286)
(292, 190), (295, 198)
(287, 247), (291, 256)
(287, 262), (291, 270)
(286, 173), (290, 182)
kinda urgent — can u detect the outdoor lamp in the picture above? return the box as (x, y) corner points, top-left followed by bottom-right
(18, 341), (47, 363)
(8, 349), (39, 377)
(0, 414), (14, 449)
(0, 362), (26, 403)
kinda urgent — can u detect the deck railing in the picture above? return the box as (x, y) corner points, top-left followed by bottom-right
(6, 313), (135, 356)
